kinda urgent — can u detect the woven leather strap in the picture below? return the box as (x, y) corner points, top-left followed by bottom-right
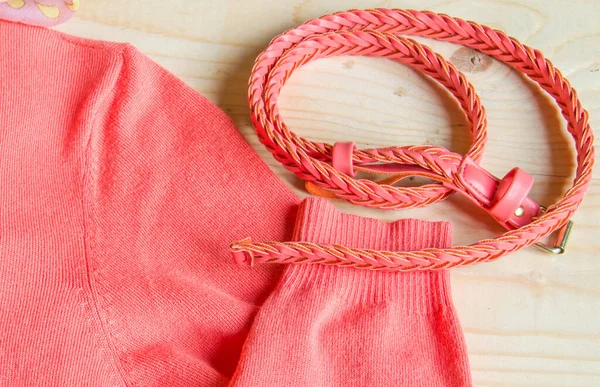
(230, 9), (595, 271)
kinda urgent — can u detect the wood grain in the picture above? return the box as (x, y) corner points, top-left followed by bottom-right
(56, 1), (600, 385)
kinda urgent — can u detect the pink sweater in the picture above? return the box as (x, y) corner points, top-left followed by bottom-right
(0, 20), (471, 386)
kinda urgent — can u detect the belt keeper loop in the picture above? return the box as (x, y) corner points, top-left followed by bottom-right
(332, 142), (357, 177)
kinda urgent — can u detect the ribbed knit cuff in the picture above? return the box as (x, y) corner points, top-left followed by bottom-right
(280, 197), (455, 312)
(292, 197), (453, 250)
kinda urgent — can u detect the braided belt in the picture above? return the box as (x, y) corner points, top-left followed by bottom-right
(230, 9), (594, 271)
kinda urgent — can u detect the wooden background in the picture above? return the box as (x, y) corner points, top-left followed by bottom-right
(57, 1), (600, 386)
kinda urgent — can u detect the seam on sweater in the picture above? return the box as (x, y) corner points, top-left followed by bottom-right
(80, 47), (131, 387)
(55, 29), (129, 52)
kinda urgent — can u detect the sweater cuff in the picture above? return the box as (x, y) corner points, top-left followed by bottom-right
(282, 197), (455, 311)
(292, 197), (453, 250)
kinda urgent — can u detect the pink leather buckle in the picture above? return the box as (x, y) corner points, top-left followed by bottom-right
(489, 168), (535, 224)
(452, 158), (541, 230)
(332, 142), (356, 177)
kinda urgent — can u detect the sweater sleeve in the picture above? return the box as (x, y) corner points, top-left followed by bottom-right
(230, 198), (472, 387)
(84, 45), (300, 386)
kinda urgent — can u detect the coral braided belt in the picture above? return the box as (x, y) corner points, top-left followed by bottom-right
(230, 8), (595, 271)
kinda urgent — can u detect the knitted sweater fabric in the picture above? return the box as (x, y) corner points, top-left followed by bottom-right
(0, 20), (471, 386)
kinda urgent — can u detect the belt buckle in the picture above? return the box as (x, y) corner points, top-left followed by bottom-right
(534, 212), (574, 255)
